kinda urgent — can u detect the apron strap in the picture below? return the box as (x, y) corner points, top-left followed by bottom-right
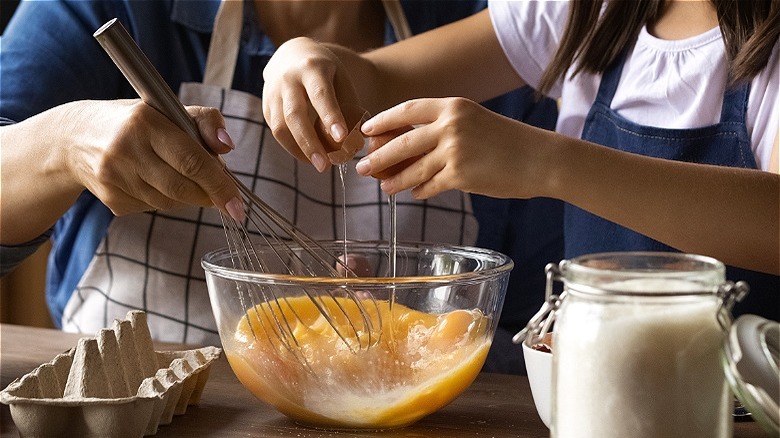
(592, 49), (629, 108)
(382, 0), (412, 41)
(719, 81), (750, 125)
(203, 0), (244, 89)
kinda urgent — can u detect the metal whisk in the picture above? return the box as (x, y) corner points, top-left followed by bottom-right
(94, 19), (381, 362)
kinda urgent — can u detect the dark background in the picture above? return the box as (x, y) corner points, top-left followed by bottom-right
(1, 0), (20, 33)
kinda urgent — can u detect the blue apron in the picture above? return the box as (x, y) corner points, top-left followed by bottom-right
(567, 50), (779, 320)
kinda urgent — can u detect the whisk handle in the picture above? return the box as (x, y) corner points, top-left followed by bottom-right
(94, 19), (220, 160)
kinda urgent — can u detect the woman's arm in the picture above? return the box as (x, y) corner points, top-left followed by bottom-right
(1, 2), (246, 246)
(0, 100), (243, 246)
(357, 98), (779, 275)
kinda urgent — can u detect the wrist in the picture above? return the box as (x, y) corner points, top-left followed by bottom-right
(0, 102), (87, 244)
(527, 128), (572, 200)
(54, 101), (97, 194)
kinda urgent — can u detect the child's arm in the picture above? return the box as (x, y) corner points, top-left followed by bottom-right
(358, 97), (780, 275)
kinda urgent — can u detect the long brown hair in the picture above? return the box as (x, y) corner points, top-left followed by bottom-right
(538, 0), (780, 95)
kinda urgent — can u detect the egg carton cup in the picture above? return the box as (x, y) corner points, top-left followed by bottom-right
(0, 311), (221, 437)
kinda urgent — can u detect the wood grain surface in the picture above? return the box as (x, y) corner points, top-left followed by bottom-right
(0, 324), (770, 438)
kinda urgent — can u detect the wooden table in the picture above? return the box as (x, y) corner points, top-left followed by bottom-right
(0, 324), (770, 437)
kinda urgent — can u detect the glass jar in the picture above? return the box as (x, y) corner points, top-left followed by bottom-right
(529, 252), (748, 438)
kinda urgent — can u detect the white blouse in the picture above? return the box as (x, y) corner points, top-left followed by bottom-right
(488, 0), (779, 171)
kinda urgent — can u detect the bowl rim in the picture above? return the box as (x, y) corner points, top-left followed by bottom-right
(201, 240), (513, 287)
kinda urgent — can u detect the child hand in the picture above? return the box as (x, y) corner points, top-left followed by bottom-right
(263, 37), (364, 172)
(356, 97), (548, 200)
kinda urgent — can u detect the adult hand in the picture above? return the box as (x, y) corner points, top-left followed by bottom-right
(62, 99), (244, 219)
(262, 37), (365, 172)
(1, 99), (245, 245)
(355, 97), (555, 200)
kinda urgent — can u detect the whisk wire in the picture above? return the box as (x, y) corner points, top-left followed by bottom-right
(226, 172), (384, 352)
(221, 212), (317, 372)
(94, 18), (382, 373)
(221, 185), (381, 355)
(233, 178), (345, 276)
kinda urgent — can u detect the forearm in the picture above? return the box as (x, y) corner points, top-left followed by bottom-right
(329, 10), (524, 114)
(0, 104), (84, 245)
(546, 135), (780, 274)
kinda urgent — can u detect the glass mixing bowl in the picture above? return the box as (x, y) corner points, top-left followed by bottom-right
(202, 241), (512, 430)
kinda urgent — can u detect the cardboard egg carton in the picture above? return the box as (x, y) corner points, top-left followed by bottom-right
(0, 311), (221, 437)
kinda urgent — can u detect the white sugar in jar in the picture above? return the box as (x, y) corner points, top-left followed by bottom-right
(539, 253), (748, 438)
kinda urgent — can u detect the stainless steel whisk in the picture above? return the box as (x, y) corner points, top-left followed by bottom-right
(94, 19), (381, 363)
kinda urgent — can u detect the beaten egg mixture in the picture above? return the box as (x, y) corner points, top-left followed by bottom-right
(225, 296), (491, 429)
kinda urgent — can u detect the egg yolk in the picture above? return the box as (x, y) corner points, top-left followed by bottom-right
(225, 296), (491, 429)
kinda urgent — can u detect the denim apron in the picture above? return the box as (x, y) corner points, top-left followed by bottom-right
(567, 50), (779, 320)
(61, 0), (477, 343)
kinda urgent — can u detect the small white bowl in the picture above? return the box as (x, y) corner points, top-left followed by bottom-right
(522, 339), (552, 428)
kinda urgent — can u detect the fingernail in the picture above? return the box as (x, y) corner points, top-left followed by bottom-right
(217, 128), (235, 149)
(355, 157), (371, 175)
(380, 179), (393, 193)
(331, 123), (347, 142)
(361, 118), (375, 134)
(225, 196), (245, 222)
(311, 152), (328, 173)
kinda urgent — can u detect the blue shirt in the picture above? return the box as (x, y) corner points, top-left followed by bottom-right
(0, 0), (561, 331)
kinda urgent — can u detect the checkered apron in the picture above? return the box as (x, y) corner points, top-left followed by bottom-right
(62, 0), (477, 344)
